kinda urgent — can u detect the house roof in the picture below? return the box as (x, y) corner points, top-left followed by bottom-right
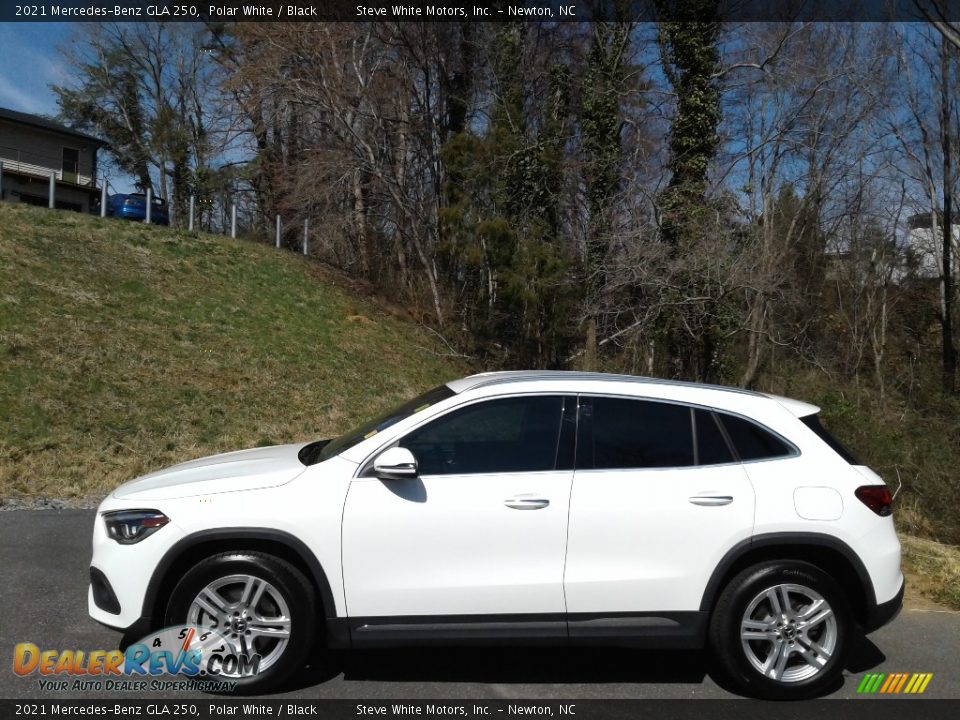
(908, 212), (960, 230)
(0, 107), (106, 145)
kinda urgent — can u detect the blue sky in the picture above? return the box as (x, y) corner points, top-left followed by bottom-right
(0, 23), (72, 116)
(0, 22), (138, 191)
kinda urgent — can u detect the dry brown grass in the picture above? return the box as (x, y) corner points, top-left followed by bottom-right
(900, 534), (960, 610)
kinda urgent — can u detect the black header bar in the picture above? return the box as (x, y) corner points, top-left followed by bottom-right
(4, 1), (960, 23)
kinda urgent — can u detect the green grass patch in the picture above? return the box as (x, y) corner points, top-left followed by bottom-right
(0, 204), (465, 502)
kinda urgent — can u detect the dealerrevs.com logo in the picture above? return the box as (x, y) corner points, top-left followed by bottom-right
(857, 672), (935, 695)
(12, 625), (260, 692)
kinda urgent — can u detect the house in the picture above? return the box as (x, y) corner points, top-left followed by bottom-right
(904, 212), (960, 280)
(0, 107), (105, 213)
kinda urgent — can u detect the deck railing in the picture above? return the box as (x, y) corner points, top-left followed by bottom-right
(0, 146), (95, 187)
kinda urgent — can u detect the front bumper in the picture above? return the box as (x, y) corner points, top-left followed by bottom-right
(87, 509), (184, 631)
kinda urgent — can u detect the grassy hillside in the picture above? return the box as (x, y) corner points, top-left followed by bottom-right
(0, 204), (463, 502)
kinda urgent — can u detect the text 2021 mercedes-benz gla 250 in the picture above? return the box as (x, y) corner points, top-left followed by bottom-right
(89, 371), (903, 698)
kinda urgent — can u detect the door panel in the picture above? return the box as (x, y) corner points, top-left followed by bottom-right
(342, 395), (575, 618)
(563, 396), (756, 613)
(564, 464), (754, 612)
(343, 470), (572, 616)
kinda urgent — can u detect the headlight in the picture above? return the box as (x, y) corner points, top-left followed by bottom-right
(102, 510), (169, 544)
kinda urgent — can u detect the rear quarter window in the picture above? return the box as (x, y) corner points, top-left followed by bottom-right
(717, 413), (793, 462)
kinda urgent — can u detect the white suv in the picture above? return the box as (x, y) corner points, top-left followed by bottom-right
(89, 371), (903, 698)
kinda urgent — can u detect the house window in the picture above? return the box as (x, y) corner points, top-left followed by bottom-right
(62, 147), (79, 183)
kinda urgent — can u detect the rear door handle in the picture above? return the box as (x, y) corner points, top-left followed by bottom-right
(505, 495), (550, 510)
(689, 495), (734, 506)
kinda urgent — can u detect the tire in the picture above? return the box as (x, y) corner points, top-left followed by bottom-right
(164, 551), (316, 694)
(708, 560), (852, 700)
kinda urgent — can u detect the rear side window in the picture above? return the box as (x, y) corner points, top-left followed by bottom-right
(802, 414), (859, 464)
(584, 397), (695, 469)
(717, 413), (793, 461)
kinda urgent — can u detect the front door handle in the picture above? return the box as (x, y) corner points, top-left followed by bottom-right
(689, 495), (734, 506)
(505, 495), (550, 510)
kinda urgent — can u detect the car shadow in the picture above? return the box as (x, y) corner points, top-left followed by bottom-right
(274, 646), (710, 692)
(845, 631), (887, 673)
(272, 631), (888, 696)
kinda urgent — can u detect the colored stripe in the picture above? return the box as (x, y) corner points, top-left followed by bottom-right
(893, 673), (910, 693)
(918, 673), (934, 694)
(181, 627), (195, 652)
(869, 673), (886, 694)
(856, 674), (874, 694)
(880, 674), (895, 693)
(904, 674), (919, 693)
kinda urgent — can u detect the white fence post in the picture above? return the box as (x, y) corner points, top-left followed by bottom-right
(303, 218), (309, 256)
(100, 178), (107, 217)
(188, 195), (195, 231)
(231, 203), (237, 239)
(276, 215), (281, 248)
(145, 188), (152, 224)
(49, 172), (56, 209)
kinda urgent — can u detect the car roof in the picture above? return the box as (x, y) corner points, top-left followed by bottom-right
(444, 371), (819, 417)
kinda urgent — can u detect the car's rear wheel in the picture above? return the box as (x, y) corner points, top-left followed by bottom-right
(708, 560), (852, 699)
(164, 551), (315, 693)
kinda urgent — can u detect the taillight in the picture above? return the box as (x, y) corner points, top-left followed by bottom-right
(855, 485), (893, 516)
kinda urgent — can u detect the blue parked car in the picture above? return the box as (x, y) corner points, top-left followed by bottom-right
(106, 193), (170, 225)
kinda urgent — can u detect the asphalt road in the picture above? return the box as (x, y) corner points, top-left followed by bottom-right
(2, 510), (958, 701)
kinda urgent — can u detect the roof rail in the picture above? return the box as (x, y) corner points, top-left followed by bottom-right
(446, 370), (763, 397)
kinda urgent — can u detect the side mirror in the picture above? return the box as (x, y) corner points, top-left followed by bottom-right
(373, 446), (418, 480)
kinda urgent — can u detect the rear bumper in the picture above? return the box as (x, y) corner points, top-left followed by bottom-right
(110, 208), (169, 224)
(863, 578), (904, 633)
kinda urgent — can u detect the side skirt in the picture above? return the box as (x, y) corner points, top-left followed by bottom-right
(328, 612), (707, 649)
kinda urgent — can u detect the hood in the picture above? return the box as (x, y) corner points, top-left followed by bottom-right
(112, 444), (308, 501)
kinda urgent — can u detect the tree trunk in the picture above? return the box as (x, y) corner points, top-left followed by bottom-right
(940, 38), (957, 394)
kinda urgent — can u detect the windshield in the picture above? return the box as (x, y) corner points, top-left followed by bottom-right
(305, 384), (456, 465)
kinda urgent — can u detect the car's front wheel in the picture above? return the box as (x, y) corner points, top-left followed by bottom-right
(708, 560), (852, 699)
(164, 551), (315, 693)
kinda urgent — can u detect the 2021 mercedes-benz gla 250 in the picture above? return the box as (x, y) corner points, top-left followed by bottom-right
(89, 371), (902, 698)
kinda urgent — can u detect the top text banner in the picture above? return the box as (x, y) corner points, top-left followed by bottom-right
(3, 0), (960, 23)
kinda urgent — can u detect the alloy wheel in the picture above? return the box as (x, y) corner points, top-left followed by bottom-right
(187, 573), (292, 675)
(740, 582), (838, 683)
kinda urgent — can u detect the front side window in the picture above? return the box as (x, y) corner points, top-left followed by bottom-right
(400, 396), (566, 475)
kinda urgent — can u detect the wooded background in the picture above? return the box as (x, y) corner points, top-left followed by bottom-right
(53, 10), (960, 539)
